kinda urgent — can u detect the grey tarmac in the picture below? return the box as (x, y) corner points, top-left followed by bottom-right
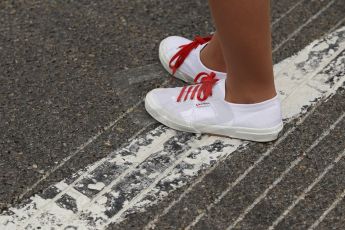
(0, 0), (345, 229)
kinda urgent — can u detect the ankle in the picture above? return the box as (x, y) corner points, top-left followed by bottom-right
(200, 40), (226, 73)
(225, 78), (277, 104)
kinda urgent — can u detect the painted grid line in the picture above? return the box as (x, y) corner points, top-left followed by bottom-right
(61, 25), (345, 228)
(80, 133), (178, 205)
(184, 28), (345, 229)
(269, 147), (345, 229)
(184, 100), (320, 230)
(17, 73), (169, 202)
(227, 112), (345, 230)
(143, 142), (241, 230)
(328, 16), (345, 34)
(2, 7), (345, 230)
(15, 73), (171, 226)
(272, 0), (336, 53)
(14, 0), (332, 205)
(145, 19), (345, 230)
(17, 100), (143, 201)
(61, 133), (204, 227)
(99, 136), (215, 228)
(127, 121), (156, 142)
(19, 127), (177, 228)
(308, 188), (345, 230)
(271, 0), (305, 27)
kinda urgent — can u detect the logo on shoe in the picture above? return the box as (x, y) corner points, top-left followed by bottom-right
(196, 102), (210, 108)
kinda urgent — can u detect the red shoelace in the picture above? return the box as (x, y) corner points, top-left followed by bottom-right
(177, 72), (219, 102)
(169, 35), (213, 74)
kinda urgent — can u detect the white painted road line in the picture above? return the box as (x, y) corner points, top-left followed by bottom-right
(184, 110), (316, 230)
(185, 27), (345, 229)
(308, 188), (345, 230)
(328, 16), (345, 35)
(271, 0), (305, 27)
(23, 127), (179, 228)
(64, 136), (242, 229)
(17, 67), (170, 203)
(144, 142), (241, 230)
(17, 98), (144, 201)
(269, 148), (345, 229)
(9, 0), (331, 207)
(100, 136), (219, 228)
(1, 26), (345, 230)
(226, 112), (345, 230)
(272, 0), (336, 53)
(148, 21), (345, 230)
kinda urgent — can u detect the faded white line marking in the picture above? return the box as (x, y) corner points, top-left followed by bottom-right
(147, 24), (345, 230)
(18, 65), (169, 202)
(9, 0), (334, 204)
(185, 26), (345, 229)
(226, 112), (345, 230)
(101, 136), (213, 228)
(1, 26), (345, 230)
(328, 17), (345, 34)
(271, 0), (305, 27)
(20, 127), (177, 228)
(144, 147), (238, 230)
(128, 121), (156, 142)
(269, 148), (345, 229)
(308, 188), (345, 230)
(59, 136), (242, 228)
(184, 102), (321, 230)
(272, 0), (336, 53)
(18, 98), (144, 201)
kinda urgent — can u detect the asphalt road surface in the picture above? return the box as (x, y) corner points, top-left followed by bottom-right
(0, 0), (345, 229)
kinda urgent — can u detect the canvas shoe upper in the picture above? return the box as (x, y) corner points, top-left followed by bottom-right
(145, 72), (283, 142)
(159, 35), (227, 83)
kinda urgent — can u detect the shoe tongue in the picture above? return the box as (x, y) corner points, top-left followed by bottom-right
(213, 79), (226, 99)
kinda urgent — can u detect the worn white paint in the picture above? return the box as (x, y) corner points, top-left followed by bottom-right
(184, 26), (345, 229)
(308, 188), (345, 230)
(1, 26), (345, 230)
(271, 0), (305, 27)
(183, 112), (316, 230)
(272, 0), (336, 53)
(227, 113), (345, 230)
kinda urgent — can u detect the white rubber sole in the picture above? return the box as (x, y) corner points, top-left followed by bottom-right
(145, 96), (284, 142)
(158, 38), (193, 83)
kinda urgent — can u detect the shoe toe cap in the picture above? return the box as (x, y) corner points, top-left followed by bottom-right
(145, 88), (194, 124)
(145, 88), (177, 109)
(159, 36), (191, 59)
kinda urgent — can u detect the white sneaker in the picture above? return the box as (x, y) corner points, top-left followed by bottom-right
(159, 35), (227, 83)
(145, 72), (283, 142)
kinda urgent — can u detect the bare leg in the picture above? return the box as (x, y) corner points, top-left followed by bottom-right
(146, 1), (283, 141)
(208, 0), (276, 104)
(200, 33), (227, 73)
